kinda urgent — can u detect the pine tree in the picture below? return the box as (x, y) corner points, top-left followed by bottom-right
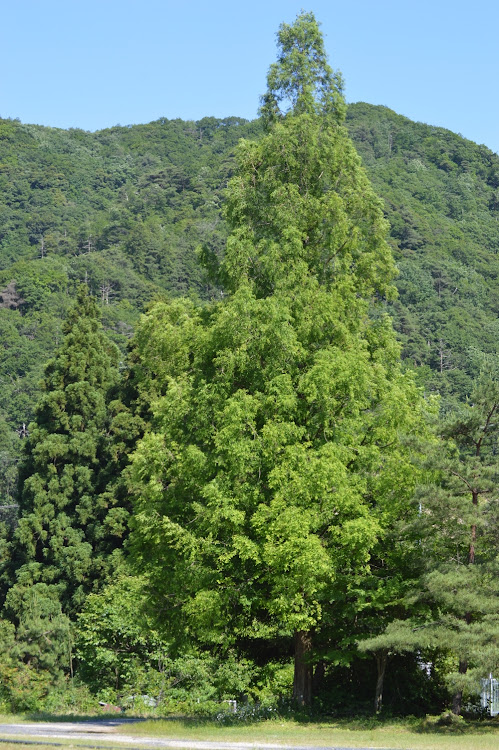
(360, 367), (499, 714)
(11, 286), (122, 615)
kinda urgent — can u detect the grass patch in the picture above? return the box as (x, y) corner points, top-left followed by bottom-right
(121, 714), (499, 749)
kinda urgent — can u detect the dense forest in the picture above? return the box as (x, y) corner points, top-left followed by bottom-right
(0, 11), (498, 717)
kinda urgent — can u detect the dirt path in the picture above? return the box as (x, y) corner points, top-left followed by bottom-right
(0, 720), (392, 750)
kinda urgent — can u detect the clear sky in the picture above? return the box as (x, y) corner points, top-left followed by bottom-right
(2, 0), (498, 154)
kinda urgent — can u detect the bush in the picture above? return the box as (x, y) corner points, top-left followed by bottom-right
(1, 664), (52, 712)
(37, 681), (96, 714)
(215, 700), (294, 725)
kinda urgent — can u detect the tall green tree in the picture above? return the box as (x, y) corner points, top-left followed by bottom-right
(128, 12), (427, 705)
(10, 286), (123, 615)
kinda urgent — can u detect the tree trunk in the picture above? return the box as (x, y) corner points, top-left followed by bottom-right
(469, 489), (478, 564)
(374, 649), (389, 714)
(452, 659), (468, 715)
(450, 478), (478, 714)
(312, 659), (325, 696)
(293, 630), (313, 706)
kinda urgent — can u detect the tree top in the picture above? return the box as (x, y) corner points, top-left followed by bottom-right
(259, 11), (346, 126)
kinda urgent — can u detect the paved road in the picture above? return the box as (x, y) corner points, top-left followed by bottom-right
(0, 720), (395, 750)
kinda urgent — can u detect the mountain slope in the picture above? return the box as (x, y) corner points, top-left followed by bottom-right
(347, 103), (499, 399)
(0, 105), (498, 500)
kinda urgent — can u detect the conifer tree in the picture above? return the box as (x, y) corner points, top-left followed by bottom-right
(360, 367), (499, 714)
(10, 286), (122, 615)
(128, 12), (427, 705)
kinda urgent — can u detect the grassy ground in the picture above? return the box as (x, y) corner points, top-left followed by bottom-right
(1, 713), (499, 750)
(121, 715), (499, 750)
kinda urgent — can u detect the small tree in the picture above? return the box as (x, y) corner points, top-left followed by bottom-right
(75, 573), (164, 695)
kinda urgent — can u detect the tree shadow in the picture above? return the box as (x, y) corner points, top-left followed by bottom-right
(413, 714), (499, 736)
(25, 712), (148, 724)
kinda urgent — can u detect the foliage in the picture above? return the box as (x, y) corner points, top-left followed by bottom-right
(75, 572), (165, 695)
(259, 11), (346, 125)
(347, 103), (499, 402)
(215, 702), (286, 725)
(0, 113), (262, 500)
(360, 368), (499, 712)
(127, 11), (428, 709)
(9, 287), (123, 614)
(0, 584), (72, 712)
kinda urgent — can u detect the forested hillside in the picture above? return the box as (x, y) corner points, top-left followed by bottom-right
(0, 11), (498, 716)
(1, 101), (497, 502)
(347, 103), (499, 400)
(0, 116), (262, 500)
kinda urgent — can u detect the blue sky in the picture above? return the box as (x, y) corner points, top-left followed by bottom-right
(2, 0), (498, 153)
